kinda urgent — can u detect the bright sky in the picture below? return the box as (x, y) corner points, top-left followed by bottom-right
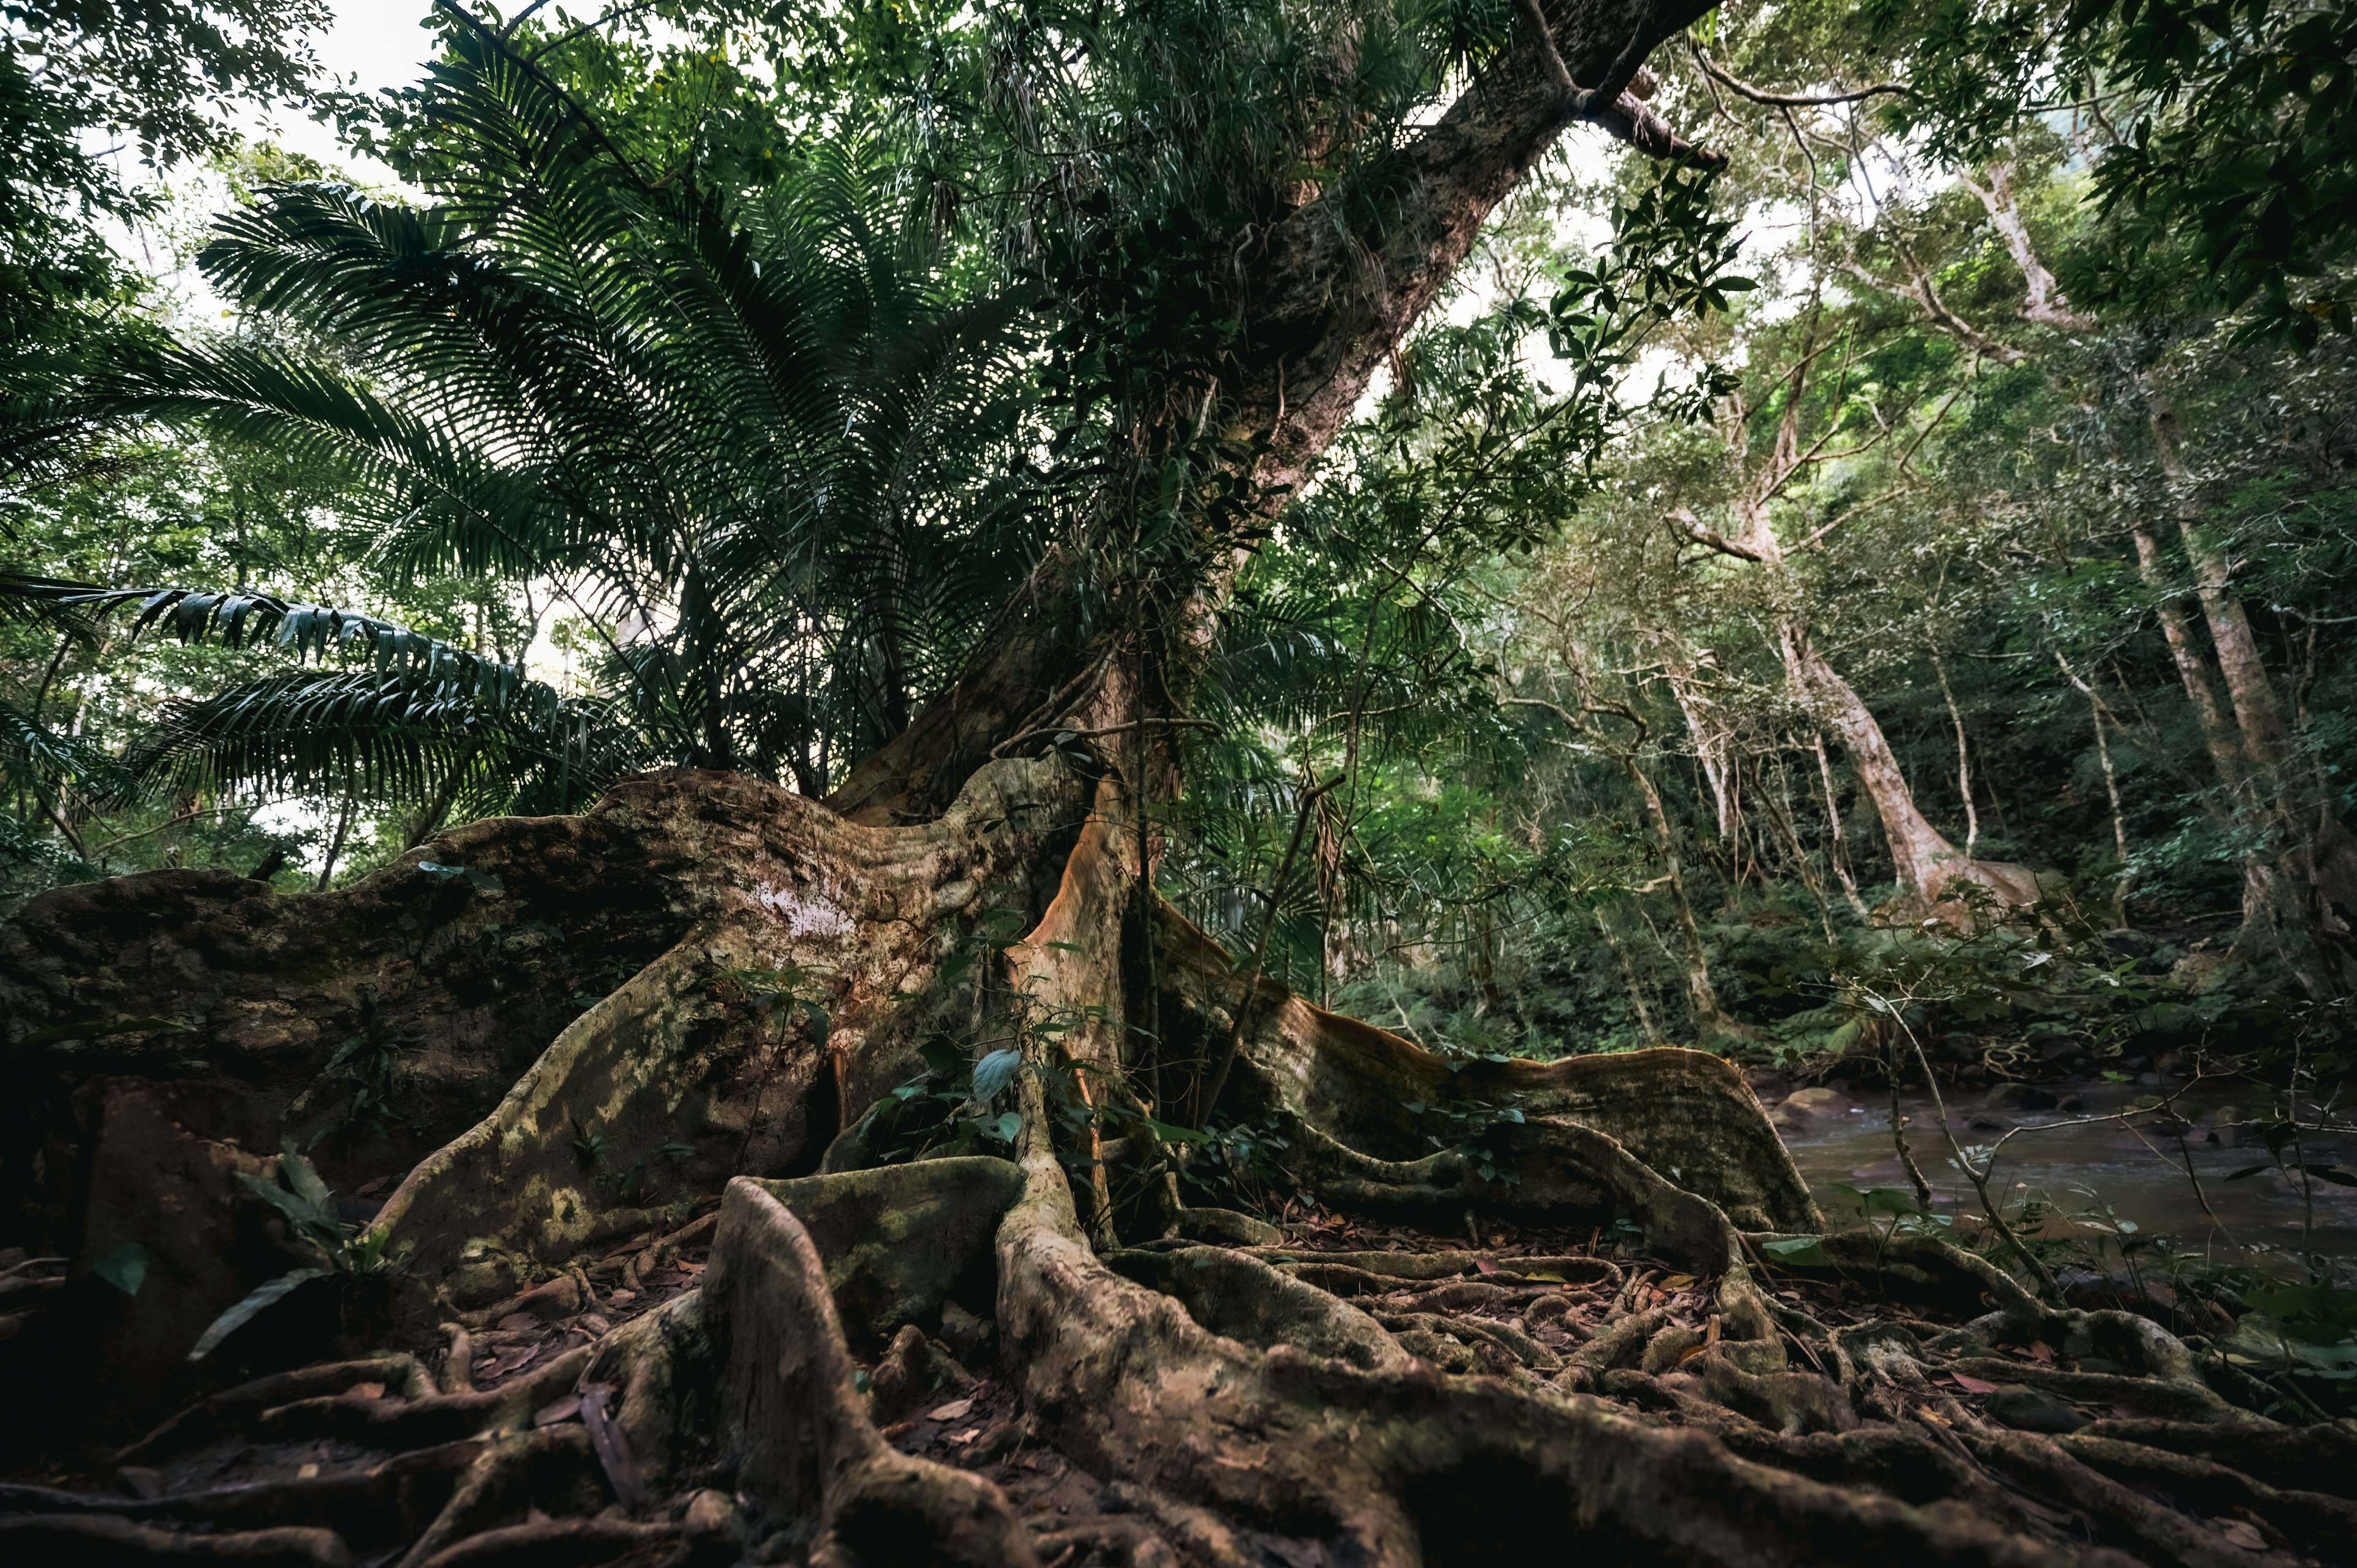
(237, 2), (442, 178)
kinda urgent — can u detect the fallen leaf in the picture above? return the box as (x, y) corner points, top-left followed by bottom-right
(496, 1311), (539, 1332)
(579, 1382), (645, 1513)
(296, 1462), (320, 1480)
(1914, 1406), (1951, 1426)
(2027, 1342), (2056, 1365)
(949, 1427), (981, 1445)
(353, 1176), (389, 1197)
(2214, 1520), (2266, 1551)
(1473, 1259), (1500, 1276)
(1949, 1374), (2000, 1395)
(347, 1381), (385, 1400)
(534, 1394), (582, 1426)
(925, 1397), (976, 1423)
(1662, 1274), (1697, 1291)
(490, 1343), (543, 1378)
(1525, 1272), (1566, 1283)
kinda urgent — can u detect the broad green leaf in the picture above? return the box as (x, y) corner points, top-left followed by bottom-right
(93, 1241), (152, 1297)
(1142, 1117), (1206, 1145)
(188, 1268), (330, 1359)
(970, 1048), (1021, 1102)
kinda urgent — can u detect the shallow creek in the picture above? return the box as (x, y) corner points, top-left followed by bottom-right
(1766, 1078), (2357, 1260)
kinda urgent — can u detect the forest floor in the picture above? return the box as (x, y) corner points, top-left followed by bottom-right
(9, 1190), (2324, 1568)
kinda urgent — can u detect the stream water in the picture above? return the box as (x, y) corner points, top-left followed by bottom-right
(1770, 1079), (2357, 1261)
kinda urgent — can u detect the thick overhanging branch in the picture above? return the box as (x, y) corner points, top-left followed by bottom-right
(1518, 0), (1728, 166)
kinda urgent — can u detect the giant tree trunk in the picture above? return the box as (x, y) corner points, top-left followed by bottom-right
(2, 757), (2338, 1568)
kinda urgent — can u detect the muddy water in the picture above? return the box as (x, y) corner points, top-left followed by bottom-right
(1769, 1079), (2357, 1259)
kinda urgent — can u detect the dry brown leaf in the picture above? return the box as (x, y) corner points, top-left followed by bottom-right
(925, 1397), (976, 1423)
(533, 1393), (584, 1427)
(2214, 1520), (2266, 1551)
(347, 1381), (385, 1400)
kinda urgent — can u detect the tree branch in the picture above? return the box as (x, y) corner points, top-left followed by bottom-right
(1838, 257), (2023, 366)
(1666, 505), (1764, 562)
(1517, 0), (1727, 169)
(1687, 39), (1911, 109)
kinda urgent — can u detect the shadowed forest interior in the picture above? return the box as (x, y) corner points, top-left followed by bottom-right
(4, 2), (2356, 1565)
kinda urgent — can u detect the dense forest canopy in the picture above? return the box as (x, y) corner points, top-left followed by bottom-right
(4, 1), (2357, 1564)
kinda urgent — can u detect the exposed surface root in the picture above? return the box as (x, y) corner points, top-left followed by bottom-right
(702, 1175), (1035, 1567)
(7, 768), (2352, 1566)
(0, 1515), (351, 1564)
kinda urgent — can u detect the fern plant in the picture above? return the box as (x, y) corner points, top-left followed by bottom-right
(2, 21), (1044, 824)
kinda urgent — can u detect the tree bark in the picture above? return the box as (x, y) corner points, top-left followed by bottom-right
(11, 15), (2343, 1564)
(2142, 392), (2357, 988)
(1681, 341), (2040, 922)
(825, 0), (1720, 826)
(1781, 622), (2040, 921)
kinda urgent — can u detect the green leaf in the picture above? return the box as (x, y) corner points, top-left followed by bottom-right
(918, 1036), (965, 1079)
(278, 1138), (332, 1213)
(799, 997), (830, 1049)
(188, 1267), (330, 1359)
(988, 1110), (1023, 1145)
(970, 1048), (1021, 1102)
(236, 1164), (340, 1252)
(418, 862), (505, 895)
(1760, 1237), (1830, 1266)
(93, 1242), (152, 1297)
(1142, 1117), (1206, 1145)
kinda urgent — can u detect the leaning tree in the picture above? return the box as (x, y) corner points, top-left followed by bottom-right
(2, 4), (2347, 1566)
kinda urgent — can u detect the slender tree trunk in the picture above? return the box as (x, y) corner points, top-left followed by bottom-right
(1765, 752), (1838, 941)
(1619, 747), (1724, 1032)
(1662, 653), (1740, 843)
(2129, 516), (2246, 794)
(1931, 648), (1980, 858)
(2142, 393), (2357, 988)
(1593, 904), (1663, 1044)
(1812, 732), (1873, 921)
(1781, 623), (2040, 917)
(316, 789), (358, 893)
(2056, 652), (2132, 925)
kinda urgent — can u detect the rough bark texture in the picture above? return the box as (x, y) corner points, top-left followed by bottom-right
(3, 757), (2348, 1566)
(2, 13), (2344, 1566)
(824, 0), (1718, 828)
